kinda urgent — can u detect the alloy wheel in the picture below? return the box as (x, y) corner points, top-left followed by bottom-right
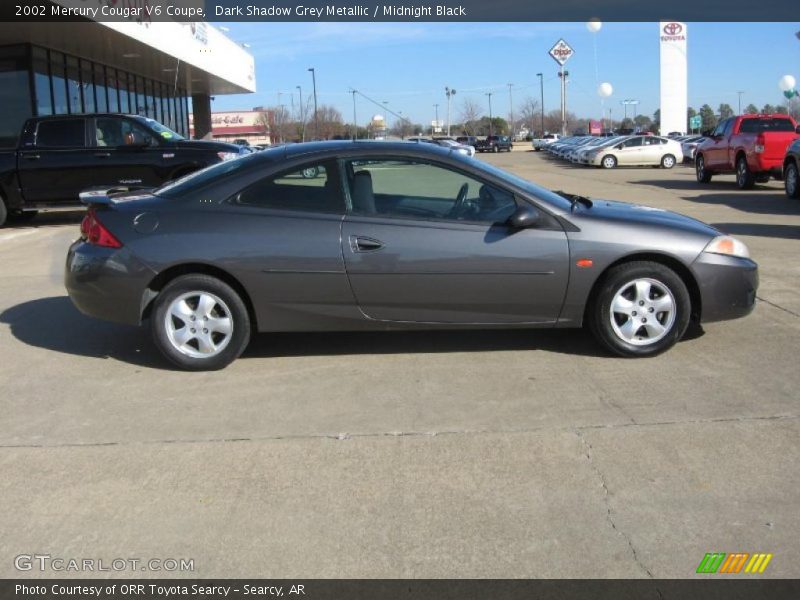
(609, 278), (676, 346)
(787, 164), (798, 197)
(164, 291), (234, 359)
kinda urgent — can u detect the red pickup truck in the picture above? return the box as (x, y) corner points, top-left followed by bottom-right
(695, 114), (800, 189)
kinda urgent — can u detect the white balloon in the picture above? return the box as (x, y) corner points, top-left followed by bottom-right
(598, 82), (613, 98)
(586, 20), (602, 33)
(778, 75), (796, 92)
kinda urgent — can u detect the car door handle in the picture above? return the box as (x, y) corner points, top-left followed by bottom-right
(23, 154), (40, 160)
(94, 152), (111, 158)
(350, 235), (384, 253)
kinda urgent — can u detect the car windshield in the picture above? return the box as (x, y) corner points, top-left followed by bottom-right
(467, 159), (573, 212)
(134, 116), (185, 140)
(739, 118), (796, 133)
(153, 151), (267, 198)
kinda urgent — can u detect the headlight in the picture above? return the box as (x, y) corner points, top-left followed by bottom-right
(704, 235), (750, 259)
(217, 151), (239, 162)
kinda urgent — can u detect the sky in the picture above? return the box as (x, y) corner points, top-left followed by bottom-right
(209, 22), (800, 126)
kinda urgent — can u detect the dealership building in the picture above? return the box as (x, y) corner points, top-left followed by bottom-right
(0, 4), (256, 148)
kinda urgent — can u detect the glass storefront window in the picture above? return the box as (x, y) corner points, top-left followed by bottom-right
(0, 46), (32, 148)
(106, 68), (119, 112)
(50, 51), (68, 114)
(145, 78), (155, 119)
(32, 47), (52, 116)
(134, 75), (144, 114)
(94, 63), (107, 112)
(119, 72), (132, 114)
(80, 59), (95, 113)
(66, 55), (82, 113)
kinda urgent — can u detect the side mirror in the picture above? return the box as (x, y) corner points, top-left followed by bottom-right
(508, 204), (541, 229)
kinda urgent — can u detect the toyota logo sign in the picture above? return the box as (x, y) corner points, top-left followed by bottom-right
(660, 22), (686, 42)
(663, 22), (683, 35)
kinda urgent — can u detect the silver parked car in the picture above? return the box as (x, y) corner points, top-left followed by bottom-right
(587, 135), (684, 168)
(66, 141), (757, 370)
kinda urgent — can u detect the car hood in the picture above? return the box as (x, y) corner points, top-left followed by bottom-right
(576, 199), (719, 237)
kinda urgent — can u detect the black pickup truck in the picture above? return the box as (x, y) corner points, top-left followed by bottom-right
(475, 135), (513, 153)
(0, 113), (246, 226)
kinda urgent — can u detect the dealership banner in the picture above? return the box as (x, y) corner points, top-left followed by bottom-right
(3, 580), (800, 599)
(2, 0), (799, 22)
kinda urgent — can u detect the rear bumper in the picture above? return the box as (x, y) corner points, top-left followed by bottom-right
(691, 252), (758, 323)
(65, 240), (156, 326)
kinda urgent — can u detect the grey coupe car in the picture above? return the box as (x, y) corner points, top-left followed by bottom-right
(66, 141), (757, 370)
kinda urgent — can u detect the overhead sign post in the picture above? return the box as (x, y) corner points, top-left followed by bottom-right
(549, 39), (574, 136)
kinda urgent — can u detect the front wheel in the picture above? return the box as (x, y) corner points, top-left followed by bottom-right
(151, 274), (251, 370)
(696, 155), (712, 183)
(661, 154), (676, 169)
(601, 155), (617, 169)
(786, 162), (800, 199)
(589, 261), (691, 357)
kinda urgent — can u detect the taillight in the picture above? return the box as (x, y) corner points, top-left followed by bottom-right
(754, 135), (765, 154)
(80, 208), (122, 248)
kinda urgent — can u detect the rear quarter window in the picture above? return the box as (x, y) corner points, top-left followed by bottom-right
(739, 118), (795, 134)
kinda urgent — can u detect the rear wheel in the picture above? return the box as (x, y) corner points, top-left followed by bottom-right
(151, 274), (251, 371)
(492, 145), (499, 153)
(661, 154), (676, 169)
(696, 155), (712, 183)
(601, 155), (617, 169)
(589, 261), (691, 357)
(786, 162), (800, 199)
(736, 155), (755, 190)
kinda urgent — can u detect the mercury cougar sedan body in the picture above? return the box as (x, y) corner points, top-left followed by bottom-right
(66, 141), (757, 370)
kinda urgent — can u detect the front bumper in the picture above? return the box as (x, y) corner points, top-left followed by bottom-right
(691, 252), (758, 323)
(65, 240), (156, 326)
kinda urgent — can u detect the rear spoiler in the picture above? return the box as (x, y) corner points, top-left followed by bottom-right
(79, 186), (153, 206)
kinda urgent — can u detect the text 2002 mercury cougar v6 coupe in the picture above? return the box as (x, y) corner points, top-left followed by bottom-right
(66, 141), (757, 370)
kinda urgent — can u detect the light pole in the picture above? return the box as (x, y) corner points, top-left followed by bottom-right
(486, 92), (493, 137)
(296, 85), (304, 142)
(382, 100), (389, 136)
(537, 73), (544, 136)
(434, 103), (439, 135)
(308, 67), (318, 139)
(350, 89), (357, 140)
(507, 83), (514, 139)
(445, 86), (456, 136)
(737, 91), (745, 115)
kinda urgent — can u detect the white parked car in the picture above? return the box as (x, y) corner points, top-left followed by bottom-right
(680, 136), (706, 162)
(586, 135), (683, 168)
(532, 133), (561, 151)
(432, 138), (476, 157)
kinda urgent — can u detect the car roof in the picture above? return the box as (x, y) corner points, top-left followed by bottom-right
(270, 139), (458, 161)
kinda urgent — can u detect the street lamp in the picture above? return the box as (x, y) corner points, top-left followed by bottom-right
(308, 68), (318, 140)
(536, 73), (544, 136)
(433, 103), (439, 135)
(486, 92), (493, 137)
(445, 86), (456, 136)
(507, 83), (514, 139)
(296, 85), (304, 142)
(350, 89), (358, 140)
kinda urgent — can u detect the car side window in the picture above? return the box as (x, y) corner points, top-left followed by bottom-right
(94, 118), (154, 147)
(722, 119), (734, 136)
(231, 160), (344, 214)
(35, 119), (85, 148)
(623, 137), (643, 148)
(345, 159), (517, 224)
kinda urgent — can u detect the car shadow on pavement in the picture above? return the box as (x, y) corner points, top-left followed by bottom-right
(5, 211), (85, 228)
(0, 296), (165, 369)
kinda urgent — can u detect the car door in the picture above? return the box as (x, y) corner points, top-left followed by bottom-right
(641, 136), (666, 164)
(221, 159), (356, 330)
(16, 117), (96, 205)
(88, 117), (165, 189)
(704, 119), (729, 169)
(340, 157), (570, 324)
(615, 136), (644, 164)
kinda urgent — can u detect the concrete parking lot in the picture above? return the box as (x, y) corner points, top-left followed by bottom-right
(1, 151), (798, 578)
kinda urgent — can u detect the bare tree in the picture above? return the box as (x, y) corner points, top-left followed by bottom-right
(314, 105), (345, 140)
(517, 97), (540, 136)
(459, 98), (483, 135)
(266, 106), (292, 144)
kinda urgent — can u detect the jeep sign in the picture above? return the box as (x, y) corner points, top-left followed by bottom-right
(548, 39), (574, 66)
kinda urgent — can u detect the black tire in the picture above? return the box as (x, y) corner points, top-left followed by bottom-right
(601, 154), (617, 169)
(736, 155), (755, 190)
(661, 154), (676, 169)
(695, 154), (712, 183)
(492, 145), (499, 153)
(151, 274), (251, 371)
(588, 261), (691, 358)
(0, 197), (7, 228)
(786, 162), (800, 199)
